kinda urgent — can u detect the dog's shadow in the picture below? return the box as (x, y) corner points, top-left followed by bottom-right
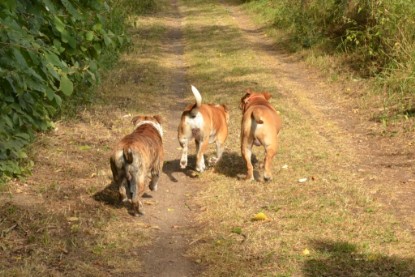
(163, 155), (201, 182)
(93, 181), (153, 216)
(215, 151), (261, 181)
(163, 152), (261, 181)
(93, 181), (120, 207)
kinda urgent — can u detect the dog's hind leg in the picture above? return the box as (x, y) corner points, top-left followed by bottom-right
(131, 174), (146, 216)
(149, 170), (159, 191)
(195, 139), (207, 172)
(179, 138), (189, 169)
(118, 179), (128, 203)
(241, 139), (255, 181)
(263, 145), (277, 181)
(209, 140), (224, 165)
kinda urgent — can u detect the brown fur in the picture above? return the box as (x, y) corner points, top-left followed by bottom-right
(110, 115), (163, 216)
(178, 86), (229, 172)
(240, 89), (282, 181)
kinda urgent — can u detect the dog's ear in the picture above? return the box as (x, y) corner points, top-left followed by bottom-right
(131, 115), (143, 126)
(240, 92), (251, 110)
(263, 92), (272, 100)
(153, 115), (163, 124)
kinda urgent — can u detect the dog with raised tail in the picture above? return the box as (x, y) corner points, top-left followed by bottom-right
(240, 89), (282, 181)
(110, 115), (164, 216)
(178, 85), (229, 172)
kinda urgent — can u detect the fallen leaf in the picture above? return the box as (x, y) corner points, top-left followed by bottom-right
(67, 217), (79, 222)
(78, 145), (91, 151)
(302, 248), (310, 256)
(252, 212), (268, 221)
(136, 222), (151, 228)
(231, 227), (242, 234)
(172, 225), (182, 229)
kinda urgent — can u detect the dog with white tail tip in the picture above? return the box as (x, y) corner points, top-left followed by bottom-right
(178, 85), (229, 172)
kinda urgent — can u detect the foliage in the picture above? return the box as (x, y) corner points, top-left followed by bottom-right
(243, 0), (415, 117)
(0, 0), (134, 182)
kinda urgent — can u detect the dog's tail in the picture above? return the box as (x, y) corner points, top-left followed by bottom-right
(123, 147), (133, 164)
(251, 109), (264, 124)
(190, 85), (202, 117)
(122, 147), (137, 198)
(191, 85), (202, 108)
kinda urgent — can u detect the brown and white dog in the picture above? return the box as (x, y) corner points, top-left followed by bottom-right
(178, 85), (229, 172)
(110, 115), (164, 216)
(240, 89), (282, 181)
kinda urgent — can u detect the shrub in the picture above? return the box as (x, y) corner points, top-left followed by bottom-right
(0, 0), (134, 182)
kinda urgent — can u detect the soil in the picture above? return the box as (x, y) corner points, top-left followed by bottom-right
(1, 0), (414, 276)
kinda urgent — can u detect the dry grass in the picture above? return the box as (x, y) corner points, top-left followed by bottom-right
(179, 0), (415, 276)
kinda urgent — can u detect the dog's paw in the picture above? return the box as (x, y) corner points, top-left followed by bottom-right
(195, 164), (205, 172)
(180, 160), (187, 169)
(263, 171), (273, 182)
(149, 183), (158, 191)
(245, 175), (255, 181)
(132, 210), (145, 217)
(263, 175), (273, 182)
(208, 157), (218, 165)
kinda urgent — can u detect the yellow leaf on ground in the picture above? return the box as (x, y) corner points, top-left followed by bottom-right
(252, 212), (268, 221)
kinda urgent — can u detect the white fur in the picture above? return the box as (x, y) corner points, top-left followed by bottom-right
(134, 120), (163, 137)
(191, 85), (202, 107)
(185, 112), (204, 129)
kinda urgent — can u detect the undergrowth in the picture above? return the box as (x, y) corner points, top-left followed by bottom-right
(241, 0), (415, 124)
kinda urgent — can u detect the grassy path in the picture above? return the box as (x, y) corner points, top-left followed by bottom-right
(1, 0), (414, 276)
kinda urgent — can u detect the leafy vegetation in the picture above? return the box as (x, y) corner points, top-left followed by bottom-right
(0, 0), (156, 183)
(242, 0), (415, 121)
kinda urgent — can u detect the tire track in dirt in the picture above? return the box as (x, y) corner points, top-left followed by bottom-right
(138, 1), (201, 276)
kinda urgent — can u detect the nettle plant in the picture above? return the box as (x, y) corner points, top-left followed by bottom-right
(0, 0), (127, 181)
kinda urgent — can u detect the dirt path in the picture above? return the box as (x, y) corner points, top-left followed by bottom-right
(138, 1), (201, 276)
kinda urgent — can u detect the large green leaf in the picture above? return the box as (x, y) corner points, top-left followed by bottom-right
(85, 31), (94, 41)
(59, 75), (73, 96)
(53, 16), (65, 33)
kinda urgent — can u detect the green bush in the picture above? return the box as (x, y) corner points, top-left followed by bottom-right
(0, 0), (147, 182)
